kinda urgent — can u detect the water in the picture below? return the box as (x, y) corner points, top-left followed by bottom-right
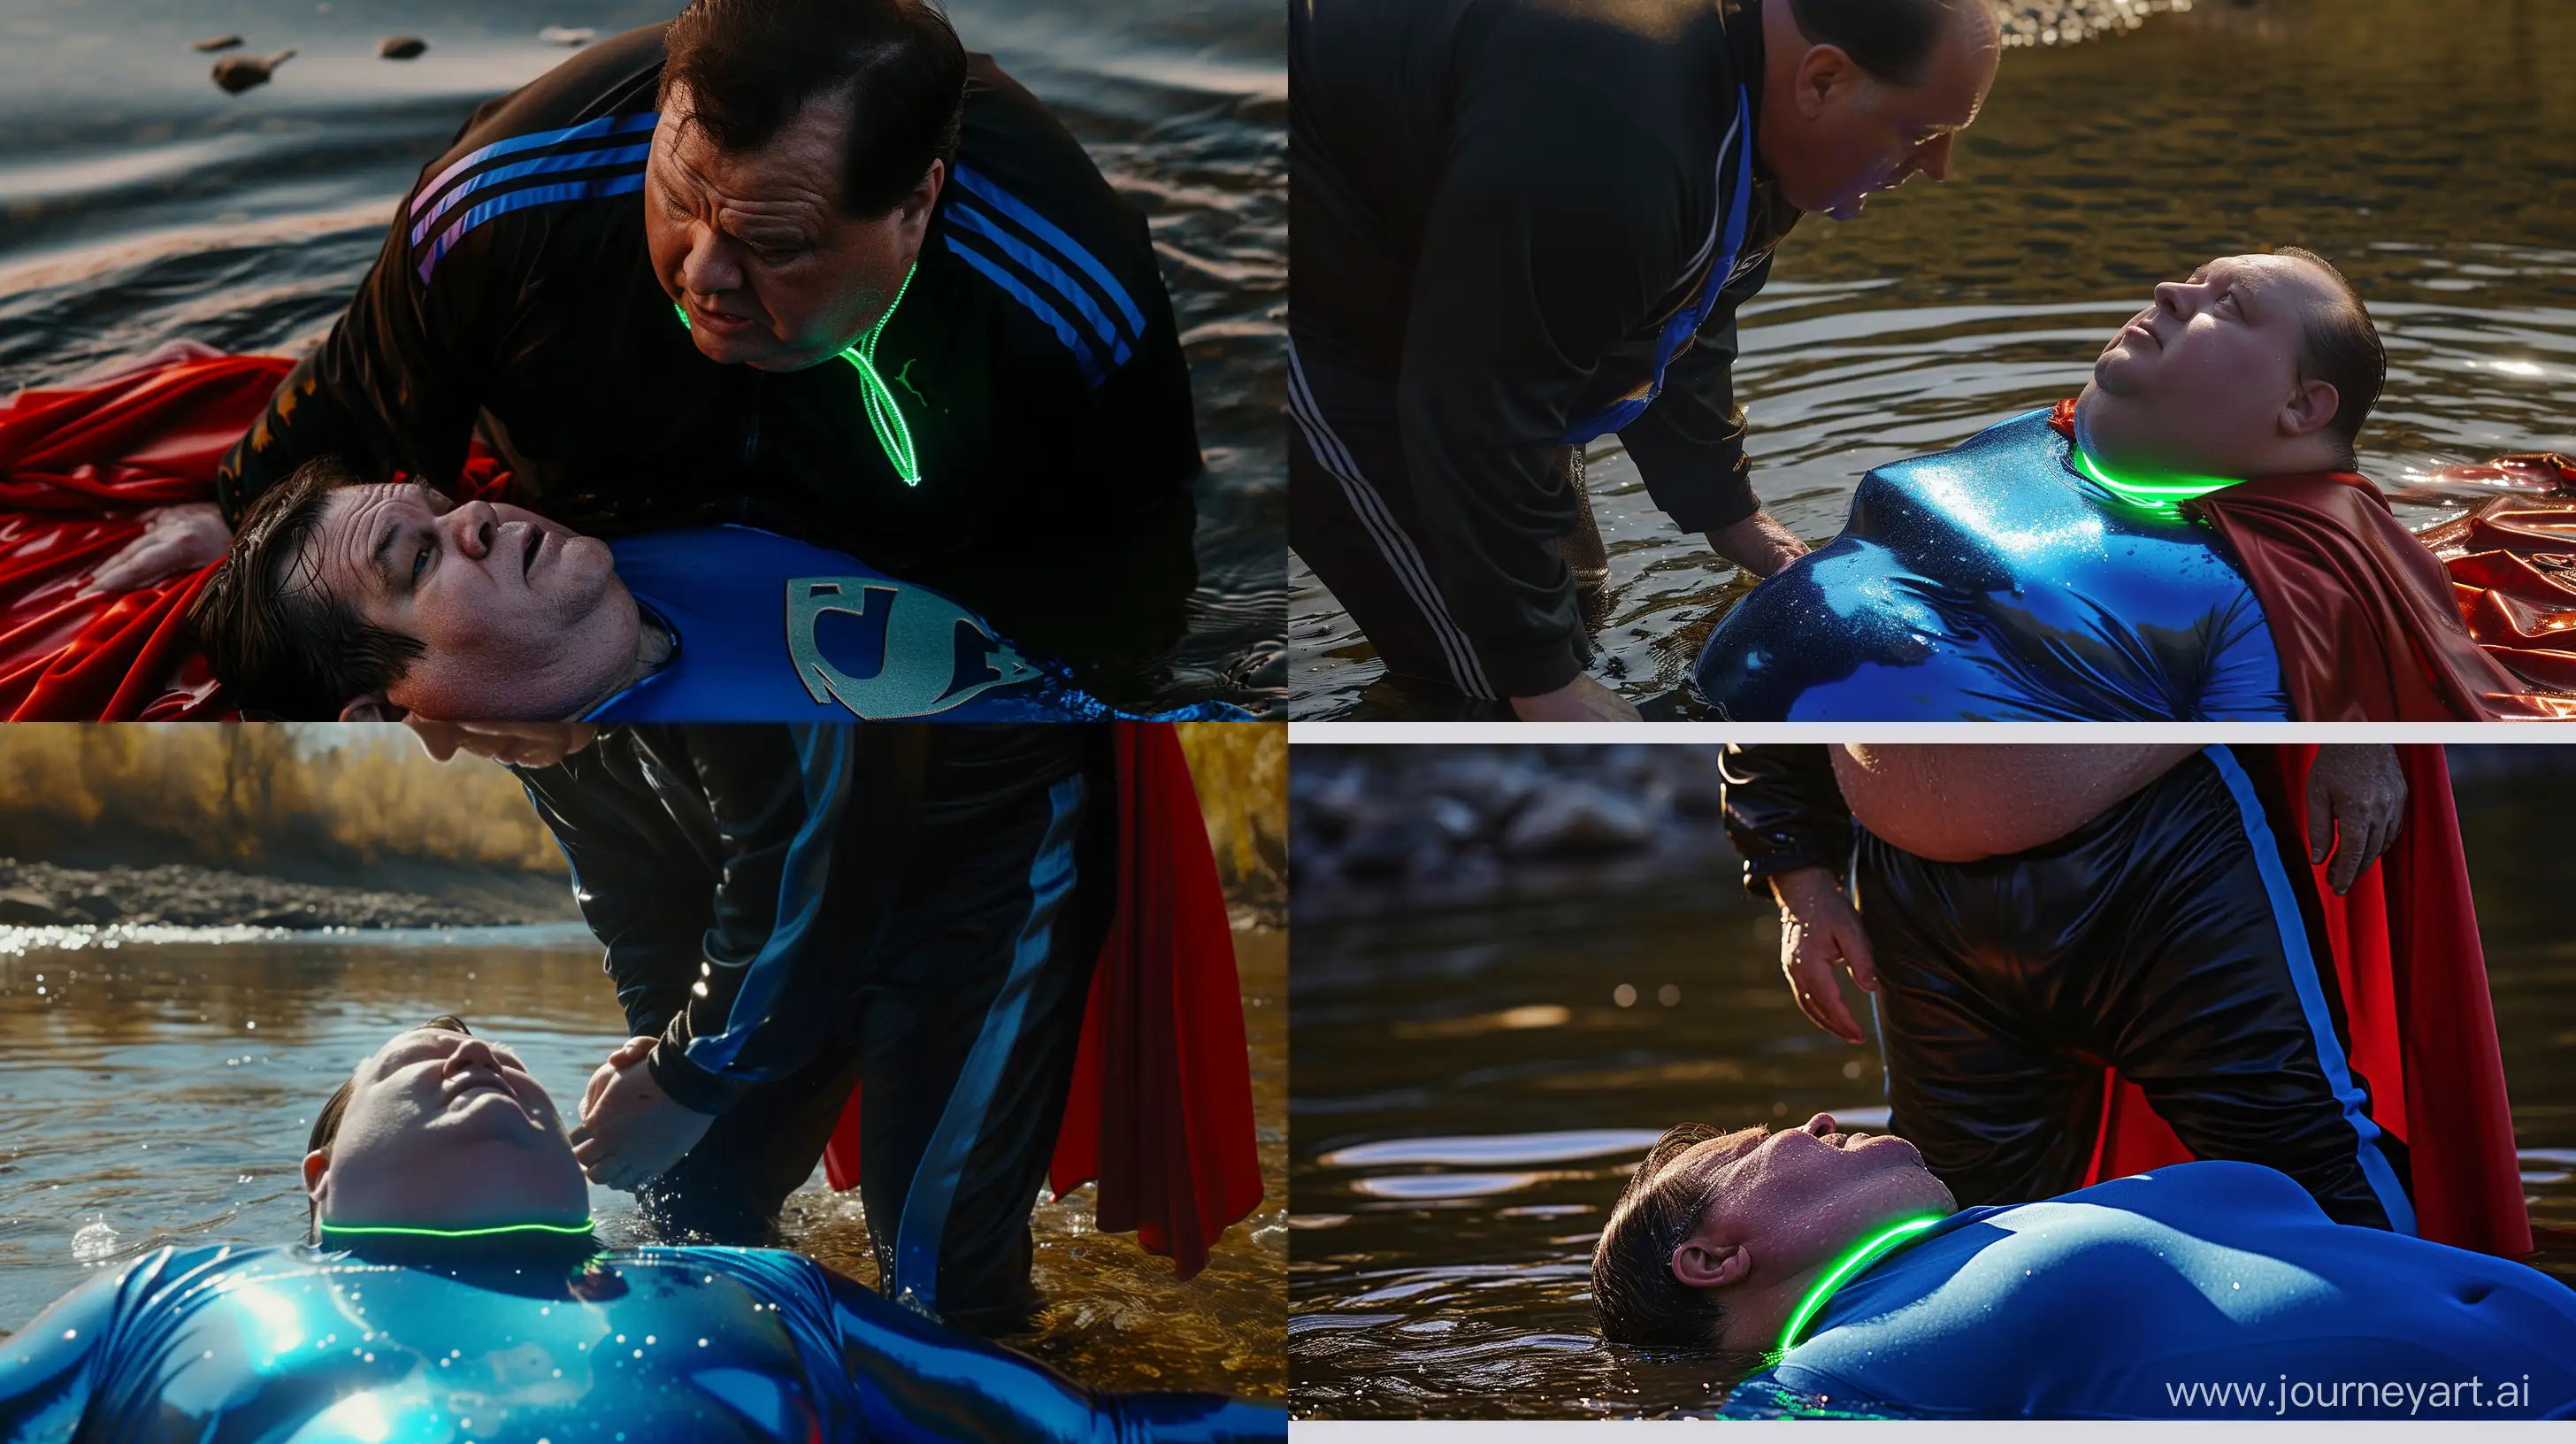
(0, 920), (1288, 1401)
(1290, 0), (2576, 718)
(1287, 759), (2576, 1418)
(0, 0), (1285, 716)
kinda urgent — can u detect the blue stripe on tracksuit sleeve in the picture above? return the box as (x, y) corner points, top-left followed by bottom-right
(410, 142), (654, 247)
(947, 164), (1148, 338)
(2204, 744), (2419, 1236)
(682, 726), (856, 1081)
(943, 233), (1106, 386)
(410, 111), (660, 218)
(946, 199), (1133, 366)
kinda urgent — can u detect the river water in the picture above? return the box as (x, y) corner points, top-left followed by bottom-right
(0, 920), (1288, 1401)
(1288, 755), (2576, 1417)
(0, 0), (1285, 716)
(1290, 0), (2576, 718)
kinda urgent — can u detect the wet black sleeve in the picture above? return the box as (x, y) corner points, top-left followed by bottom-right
(643, 726), (920, 1117)
(513, 743), (720, 1037)
(212, 198), (502, 526)
(1615, 251), (1774, 534)
(1719, 744), (1853, 900)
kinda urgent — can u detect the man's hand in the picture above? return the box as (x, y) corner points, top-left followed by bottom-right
(1704, 510), (1810, 580)
(408, 721), (600, 767)
(80, 503), (231, 596)
(1771, 864), (1878, 1044)
(1509, 672), (1644, 722)
(571, 1041), (713, 1189)
(2305, 743), (2408, 895)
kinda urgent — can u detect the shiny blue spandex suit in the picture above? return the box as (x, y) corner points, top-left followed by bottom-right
(1693, 411), (2293, 721)
(0, 1237), (1283, 1443)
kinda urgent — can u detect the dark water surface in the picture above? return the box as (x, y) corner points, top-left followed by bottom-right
(1291, 0), (2576, 718)
(0, 0), (1284, 715)
(1288, 759), (2576, 1418)
(0, 921), (1287, 1400)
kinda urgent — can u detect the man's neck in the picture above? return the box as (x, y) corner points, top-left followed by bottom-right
(2073, 388), (2348, 489)
(564, 603), (677, 719)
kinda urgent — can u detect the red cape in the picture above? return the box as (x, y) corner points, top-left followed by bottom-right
(0, 349), (510, 719)
(2047, 399), (2544, 720)
(819, 722), (1266, 1280)
(2082, 745), (2530, 1258)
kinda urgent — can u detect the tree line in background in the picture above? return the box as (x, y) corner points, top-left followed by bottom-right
(0, 724), (1287, 914)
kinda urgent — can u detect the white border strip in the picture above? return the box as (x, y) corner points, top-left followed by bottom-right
(1287, 722), (2561, 744)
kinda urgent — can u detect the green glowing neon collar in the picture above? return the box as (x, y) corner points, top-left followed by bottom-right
(2069, 443), (2240, 517)
(673, 260), (922, 487)
(1773, 1214), (1946, 1356)
(319, 1220), (596, 1241)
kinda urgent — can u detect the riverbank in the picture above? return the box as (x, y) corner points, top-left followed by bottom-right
(0, 857), (566, 930)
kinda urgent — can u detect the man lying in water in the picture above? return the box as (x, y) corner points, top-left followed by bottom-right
(1695, 249), (2526, 721)
(0, 1016), (1285, 1443)
(182, 456), (1244, 723)
(1592, 1112), (2576, 1419)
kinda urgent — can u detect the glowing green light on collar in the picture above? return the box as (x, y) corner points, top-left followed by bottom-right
(319, 1220), (596, 1240)
(1774, 1214), (1945, 1357)
(672, 260), (921, 487)
(2071, 444), (2238, 517)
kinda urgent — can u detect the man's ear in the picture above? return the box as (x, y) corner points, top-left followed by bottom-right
(339, 695), (405, 723)
(302, 1149), (329, 1208)
(1672, 1236), (1755, 1290)
(1793, 45), (1856, 119)
(2280, 376), (2341, 441)
(893, 159), (945, 251)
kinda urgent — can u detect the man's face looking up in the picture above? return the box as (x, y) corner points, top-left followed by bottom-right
(303, 1025), (589, 1231)
(646, 80), (942, 373)
(1761, 0), (2000, 220)
(2081, 252), (2352, 480)
(300, 483), (640, 721)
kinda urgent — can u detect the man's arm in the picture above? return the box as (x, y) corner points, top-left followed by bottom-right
(1616, 252), (1808, 579)
(212, 202), (499, 527)
(640, 725), (924, 1117)
(513, 745), (720, 1036)
(1721, 745), (1875, 1042)
(1717, 744), (1855, 900)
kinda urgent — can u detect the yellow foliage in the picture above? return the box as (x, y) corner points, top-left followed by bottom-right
(1174, 722), (1285, 898)
(0, 724), (564, 872)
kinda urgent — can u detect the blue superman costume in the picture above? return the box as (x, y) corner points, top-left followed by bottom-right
(1695, 399), (2571, 723)
(0, 1233), (1284, 1442)
(0, 351), (1251, 721)
(1720, 1162), (2576, 1420)
(590, 526), (1244, 722)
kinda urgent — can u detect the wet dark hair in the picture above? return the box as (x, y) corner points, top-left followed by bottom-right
(1780, 0), (1974, 88)
(662, 0), (969, 219)
(185, 457), (425, 719)
(306, 1015), (473, 1235)
(2273, 246), (2386, 461)
(1591, 1122), (1769, 1380)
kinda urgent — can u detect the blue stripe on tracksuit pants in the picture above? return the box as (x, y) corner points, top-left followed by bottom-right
(1850, 745), (2417, 1233)
(635, 734), (1119, 1334)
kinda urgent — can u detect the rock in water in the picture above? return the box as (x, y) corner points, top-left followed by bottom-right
(191, 34), (245, 52)
(211, 49), (295, 94)
(1498, 784), (1652, 857)
(538, 26), (595, 45)
(378, 35), (427, 59)
(0, 887), (61, 925)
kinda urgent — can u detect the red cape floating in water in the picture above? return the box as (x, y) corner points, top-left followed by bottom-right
(2084, 744), (2531, 1259)
(2049, 399), (2576, 720)
(821, 723), (1267, 1281)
